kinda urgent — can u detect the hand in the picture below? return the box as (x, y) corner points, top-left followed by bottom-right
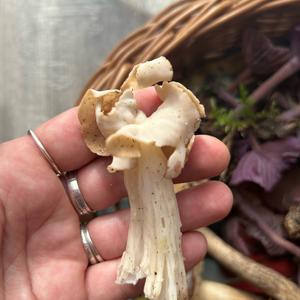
(0, 88), (232, 300)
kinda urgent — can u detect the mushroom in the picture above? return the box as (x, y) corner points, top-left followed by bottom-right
(78, 57), (205, 300)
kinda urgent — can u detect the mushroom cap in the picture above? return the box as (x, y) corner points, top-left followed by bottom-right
(121, 56), (173, 90)
(79, 57), (175, 156)
(78, 56), (205, 178)
(105, 81), (205, 178)
(96, 89), (146, 139)
(78, 89), (120, 156)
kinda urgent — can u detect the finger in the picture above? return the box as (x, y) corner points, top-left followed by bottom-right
(177, 181), (233, 230)
(87, 180), (232, 260)
(77, 157), (126, 211)
(77, 135), (230, 211)
(86, 231), (206, 300)
(35, 107), (96, 171)
(30, 88), (160, 172)
(177, 134), (230, 182)
(134, 87), (162, 116)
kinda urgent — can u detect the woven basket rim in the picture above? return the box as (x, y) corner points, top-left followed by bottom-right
(78, 0), (300, 103)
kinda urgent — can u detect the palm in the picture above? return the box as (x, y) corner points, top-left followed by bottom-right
(1, 140), (87, 299)
(0, 89), (232, 299)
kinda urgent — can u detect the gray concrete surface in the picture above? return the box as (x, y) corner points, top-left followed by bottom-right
(0, 0), (173, 142)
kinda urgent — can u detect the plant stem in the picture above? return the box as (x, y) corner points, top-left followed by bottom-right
(216, 56), (300, 120)
(219, 129), (236, 182)
(250, 56), (300, 103)
(248, 131), (260, 151)
(276, 104), (300, 122)
(235, 191), (300, 259)
(215, 88), (239, 107)
(227, 68), (252, 93)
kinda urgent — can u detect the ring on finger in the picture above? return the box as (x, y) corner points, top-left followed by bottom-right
(28, 129), (95, 219)
(63, 171), (95, 219)
(80, 223), (104, 265)
(27, 129), (65, 177)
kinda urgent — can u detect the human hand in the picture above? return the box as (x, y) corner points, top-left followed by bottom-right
(0, 88), (232, 300)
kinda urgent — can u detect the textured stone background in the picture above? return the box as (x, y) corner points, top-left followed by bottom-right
(0, 0), (173, 142)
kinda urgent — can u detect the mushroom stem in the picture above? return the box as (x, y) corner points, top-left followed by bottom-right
(200, 227), (300, 300)
(250, 56), (300, 103)
(117, 143), (187, 300)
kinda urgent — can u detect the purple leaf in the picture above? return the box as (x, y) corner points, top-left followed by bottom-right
(242, 28), (292, 76)
(231, 135), (300, 191)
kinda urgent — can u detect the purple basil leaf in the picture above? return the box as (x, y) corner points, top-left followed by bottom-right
(242, 28), (291, 76)
(231, 135), (300, 191)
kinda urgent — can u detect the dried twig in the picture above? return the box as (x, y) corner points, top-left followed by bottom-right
(200, 227), (300, 300)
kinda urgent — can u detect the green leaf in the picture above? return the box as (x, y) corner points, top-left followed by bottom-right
(209, 85), (280, 135)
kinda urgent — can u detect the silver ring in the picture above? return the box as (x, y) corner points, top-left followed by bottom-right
(64, 171), (94, 217)
(27, 129), (65, 177)
(80, 223), (103, 265)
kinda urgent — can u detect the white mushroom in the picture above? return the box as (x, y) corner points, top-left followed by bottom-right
(78, 57), (205, 300)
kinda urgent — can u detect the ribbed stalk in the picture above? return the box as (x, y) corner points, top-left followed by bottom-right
(117, 143), (188, 300)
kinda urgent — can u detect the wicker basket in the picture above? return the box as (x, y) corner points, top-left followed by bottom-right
(80, 0), (300, 99)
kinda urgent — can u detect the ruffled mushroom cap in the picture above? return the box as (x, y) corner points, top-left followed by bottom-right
(79, 57), (204, 178)
(105, 81), (204, 178)
(78, 89), (120, 156)
(121, 56), (173, 90)
(79, 56), (175, 156)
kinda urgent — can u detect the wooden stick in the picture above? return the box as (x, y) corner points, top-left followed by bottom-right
(199, 227), (300, 300)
